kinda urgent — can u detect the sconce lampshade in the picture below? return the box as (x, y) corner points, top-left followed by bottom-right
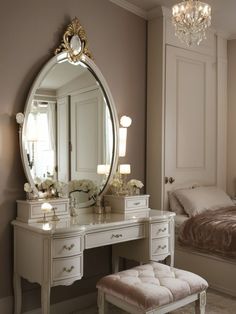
(120, 115), (132, 128)
(119, 164), (131, 175)
(119, 127), (127, 157)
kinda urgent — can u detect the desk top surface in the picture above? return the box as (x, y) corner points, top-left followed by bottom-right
(12, 209), (175, 235)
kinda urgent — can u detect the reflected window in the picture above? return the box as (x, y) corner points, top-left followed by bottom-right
(25, 101), (56, 179)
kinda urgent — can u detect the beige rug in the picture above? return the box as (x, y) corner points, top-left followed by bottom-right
(73, 289), (236, 314)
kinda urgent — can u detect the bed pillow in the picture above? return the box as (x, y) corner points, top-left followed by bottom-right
(168, 183), (200, 215)
(174, 186), (234, 217)
(168, 190), (185, 215)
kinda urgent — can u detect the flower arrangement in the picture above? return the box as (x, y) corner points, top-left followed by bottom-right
(24, 182), (38, 200)
(127, 179), (144, 195)
(68, 179), (98, 200)
(109, 172), (123, 195)
(24, 182), (33, 193)
(23, 178), (98, 201)
(35, 178), (58, 198)
(127, 179), (144, 189)
(29, 178), (67, 199)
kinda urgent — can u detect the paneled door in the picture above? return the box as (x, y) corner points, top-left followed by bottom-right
(70, 88), (104, 182)
(164, 46), (217, 208)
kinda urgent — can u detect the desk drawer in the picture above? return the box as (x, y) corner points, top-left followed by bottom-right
(151, 237), (169, 256)
(125, 197), (149, 210)
(85, 224), (145, 249)
(151, 222), (169, 238)
(17, 199), (70, 223)
(104, 195), (149, 213)
(52, 255), (83, 282)
(124, 209), (150, 219)
(53, 236), (83, 258)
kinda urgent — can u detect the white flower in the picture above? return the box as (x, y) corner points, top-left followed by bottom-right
(111, 178), (122, 188)
(34, 177), (42, 185)
(54, 181), (68, 195)
(110, 172), (122, 188)
(24, 182), (33, 193)
(68, 179), (98, 200)
(127, 179), (144, 189)
(41, 179), (54, 190)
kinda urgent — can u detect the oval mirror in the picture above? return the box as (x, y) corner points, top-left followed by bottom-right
(18, 20), (119, 208)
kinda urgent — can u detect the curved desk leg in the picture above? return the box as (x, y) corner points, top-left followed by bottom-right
(41, 282), (51, 314)
(169, 216), (175, 267)
(13, 272), (22, 314)
(166, 251), (174, 267)
(112, 251), (119, 273)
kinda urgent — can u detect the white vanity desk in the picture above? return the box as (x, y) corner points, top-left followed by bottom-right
(12, 209), (175, 314)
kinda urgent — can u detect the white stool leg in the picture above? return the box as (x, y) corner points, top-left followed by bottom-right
(195, 291), (206, 314)
(98, 290), (108, 314)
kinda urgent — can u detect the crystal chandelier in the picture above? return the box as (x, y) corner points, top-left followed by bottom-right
(172, 0), (211, 46)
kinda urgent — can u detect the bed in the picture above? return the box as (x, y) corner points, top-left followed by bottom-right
(168, 185), (236, 297)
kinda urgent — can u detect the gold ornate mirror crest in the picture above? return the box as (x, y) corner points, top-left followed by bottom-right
(55, 17), (92, 62)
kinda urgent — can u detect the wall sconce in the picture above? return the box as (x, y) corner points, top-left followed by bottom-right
(119, 115), (132, 157)
(120, 116), (132, 128)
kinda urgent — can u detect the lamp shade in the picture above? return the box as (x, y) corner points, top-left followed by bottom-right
(41, 202), (52, 213)
(119, 164), (131, 174)
(97, 164), (110, 175)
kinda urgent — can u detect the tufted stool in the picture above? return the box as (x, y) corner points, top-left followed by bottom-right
(97, 262), (208, 314)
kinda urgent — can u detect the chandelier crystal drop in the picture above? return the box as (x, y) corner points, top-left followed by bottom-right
(172, 0), (211, 47)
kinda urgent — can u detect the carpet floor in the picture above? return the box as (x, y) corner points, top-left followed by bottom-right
(72, 289), (236, 314)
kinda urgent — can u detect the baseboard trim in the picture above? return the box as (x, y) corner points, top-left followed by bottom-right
(210, 283), (236, 297)
(25, 292), (97, 314)
(0, 292), (97, 314)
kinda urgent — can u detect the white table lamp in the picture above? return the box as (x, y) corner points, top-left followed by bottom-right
(41, 202), (52, 223)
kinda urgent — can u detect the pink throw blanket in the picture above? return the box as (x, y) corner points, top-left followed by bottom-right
(178, 206), (236, 258)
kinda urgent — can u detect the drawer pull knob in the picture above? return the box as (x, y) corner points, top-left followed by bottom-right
(63, 244), (75, 251)
(157, 245), (167, 250)
(157, 227), (167, 233)
(111, 234), (123, 239)
(134, 202), (141, 205)
(63, 266), (74, 273)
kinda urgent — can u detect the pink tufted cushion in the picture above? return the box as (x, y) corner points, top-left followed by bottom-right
(97, 262), (208, 311)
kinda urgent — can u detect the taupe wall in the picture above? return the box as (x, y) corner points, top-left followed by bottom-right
(0, 0), (146, 310)
(227, 40), (236, 196)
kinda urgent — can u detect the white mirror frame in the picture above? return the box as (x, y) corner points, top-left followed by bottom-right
(17, 51), (119, 205)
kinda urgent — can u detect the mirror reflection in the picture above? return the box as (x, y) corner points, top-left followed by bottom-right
(24, 61), (114, 206)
